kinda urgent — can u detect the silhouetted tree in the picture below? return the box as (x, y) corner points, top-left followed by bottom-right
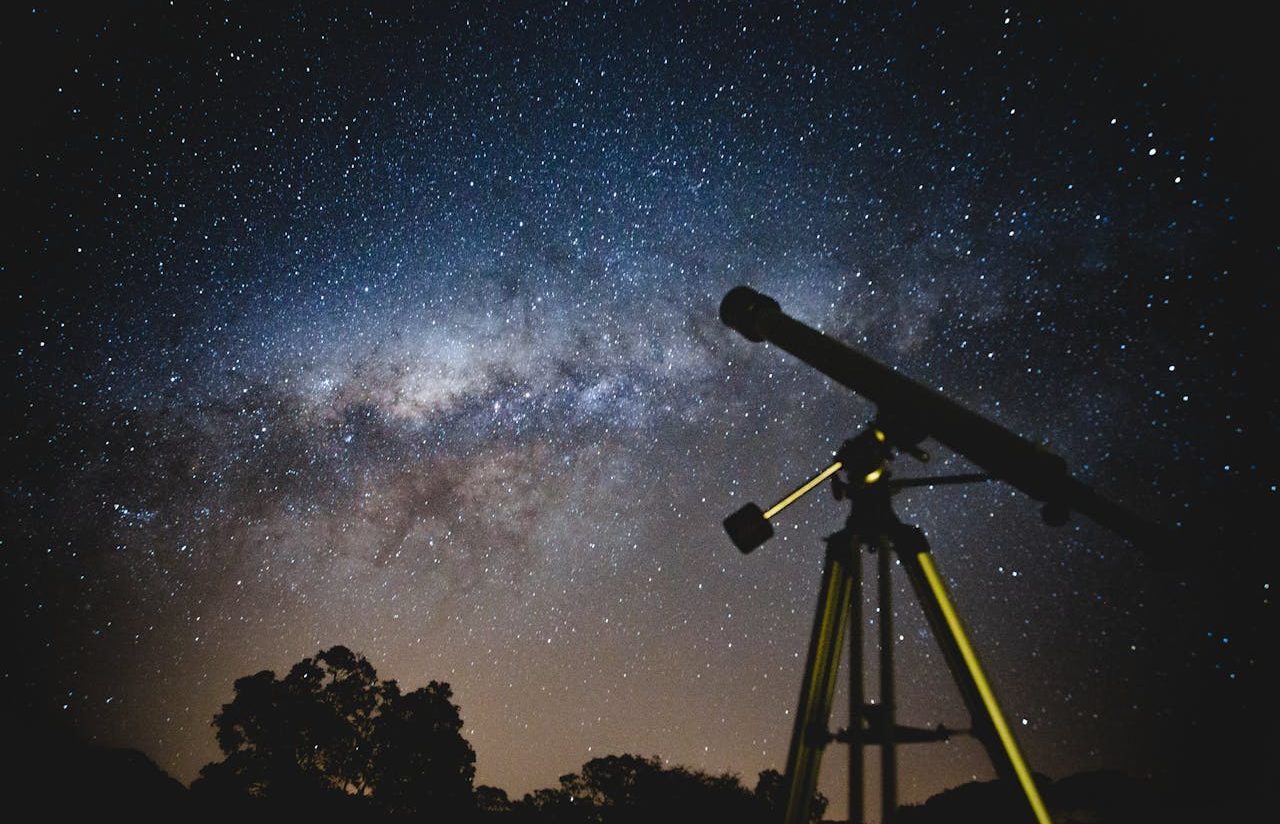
(194, 645), (474, 818)
(196, 664), (340, 801)
(371, 680), (476, 815)
(313, 645), (388, 795)
(514, 785), (593, 824)
(475, 784), (513, 816)
(753, 768), (787, 819)
(536, 754), (761, 823)
(754, 767), (828, 823)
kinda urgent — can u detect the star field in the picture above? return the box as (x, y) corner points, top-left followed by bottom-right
(4, 3), (1274, 818)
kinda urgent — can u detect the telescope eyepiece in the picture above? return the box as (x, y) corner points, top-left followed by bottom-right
(720, 286), (780, 342)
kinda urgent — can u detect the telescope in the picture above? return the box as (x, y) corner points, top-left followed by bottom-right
(717, 287), (1172, 824)
(720, 285), (1167, 550)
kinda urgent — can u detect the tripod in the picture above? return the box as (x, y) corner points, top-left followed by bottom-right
(725, 424), (1052, 824)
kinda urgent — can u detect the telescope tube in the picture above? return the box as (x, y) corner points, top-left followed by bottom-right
(720, 286), (1164, 549)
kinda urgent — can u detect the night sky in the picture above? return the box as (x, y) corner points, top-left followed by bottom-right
(4, 2), (1275, 818)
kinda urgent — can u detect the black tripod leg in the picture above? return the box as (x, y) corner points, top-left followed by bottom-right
(877, 540), (897, 824)
(893, 526), (1051, 824)
(783, 529), (857, 824)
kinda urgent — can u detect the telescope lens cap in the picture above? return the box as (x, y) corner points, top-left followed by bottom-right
(720, 286), (780, 342)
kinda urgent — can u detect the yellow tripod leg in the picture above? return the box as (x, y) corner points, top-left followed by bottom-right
(904, 547), (1051, 824)
(783, 533), (857, 824)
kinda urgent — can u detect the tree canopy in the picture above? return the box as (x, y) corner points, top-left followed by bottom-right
(193, 645), (474, 817)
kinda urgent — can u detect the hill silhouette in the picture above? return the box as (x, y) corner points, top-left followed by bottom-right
(16, 736), (188, 819)
(896, 768), (1269, 824)
(10, 647), (1265, 822)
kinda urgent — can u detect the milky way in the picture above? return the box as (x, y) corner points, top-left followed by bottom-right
(5, 3), (1274, 817)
